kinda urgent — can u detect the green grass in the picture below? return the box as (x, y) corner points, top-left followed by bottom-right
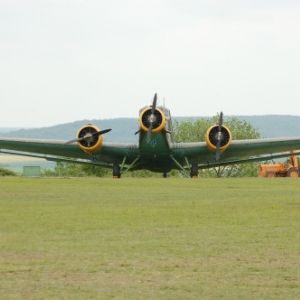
(1, 177), (300, 299)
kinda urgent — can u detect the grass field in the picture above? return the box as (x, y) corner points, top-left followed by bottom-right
(1, 177), (300, 299)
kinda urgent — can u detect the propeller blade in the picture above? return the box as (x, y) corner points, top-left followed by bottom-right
(218, 112), (223, 131)
(65, 138), (82, 145)
(147, 123), (153, 143)
(65, 128), (112, 145)
(92, 128), (112, 138)
(215, 112), (223, 161)
(147, 93), (157, 143)
(151, 93), (157, 114)
(215, 144), (221, 160)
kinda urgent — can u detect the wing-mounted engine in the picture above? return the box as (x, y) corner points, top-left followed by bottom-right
(65, 125), (111, 154)
(205, 112), (232, 160)
(76, 125), (103, 154)
(138, 94), (166, 143)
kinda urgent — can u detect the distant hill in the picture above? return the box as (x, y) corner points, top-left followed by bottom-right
(0, 118), (139, 143)
(0, 127), (26, 133)
(228, 115), (300, 138)
(1, 115), (300, 143)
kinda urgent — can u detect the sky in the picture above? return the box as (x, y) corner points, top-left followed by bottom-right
(1, 0), (300, 127)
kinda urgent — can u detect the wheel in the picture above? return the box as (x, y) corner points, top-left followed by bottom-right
(287, 168), (299, 178)
(266, 171), (276, 178)
(112, 163), (121, 178)
(190, 163), (198, 178)
(163, 172), (168, 178)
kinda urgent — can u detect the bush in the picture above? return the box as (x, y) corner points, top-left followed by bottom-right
(0, 167), (18, 176)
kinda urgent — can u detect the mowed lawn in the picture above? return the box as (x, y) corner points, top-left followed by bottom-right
(1, 177), (300, 299)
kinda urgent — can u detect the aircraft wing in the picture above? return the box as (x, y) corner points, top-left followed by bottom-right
(171, 136), (300, 169)
(1, 136), (300, 171)
(0, 137), (139, 168)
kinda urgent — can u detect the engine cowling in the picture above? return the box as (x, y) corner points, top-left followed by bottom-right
(205, 124), (232, 152)
(139, 106), (166, 133)
(76, 124), (103, 154)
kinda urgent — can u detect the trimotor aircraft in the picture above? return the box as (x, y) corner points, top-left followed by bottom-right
(1, 94), (300, 178)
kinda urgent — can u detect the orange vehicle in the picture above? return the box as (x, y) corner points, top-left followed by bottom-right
(258, 152), (299, 177)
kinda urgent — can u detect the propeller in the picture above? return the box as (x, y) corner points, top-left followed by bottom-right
(65, 128), (112, 145)
(215, 112), (223, 161)
(146, 93), (157, 143)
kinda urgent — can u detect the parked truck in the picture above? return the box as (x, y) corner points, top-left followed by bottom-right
(258, 152), (299, 178)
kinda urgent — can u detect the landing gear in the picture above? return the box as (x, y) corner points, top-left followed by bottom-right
(190, 163), (198, 178)
(113, 163), (121, 178)
(163, 172), (168, 178)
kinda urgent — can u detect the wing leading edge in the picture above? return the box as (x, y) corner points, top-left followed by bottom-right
(0, 137), (139, 169)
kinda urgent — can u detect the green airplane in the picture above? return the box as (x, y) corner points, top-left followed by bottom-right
(1, 93), (300, 178)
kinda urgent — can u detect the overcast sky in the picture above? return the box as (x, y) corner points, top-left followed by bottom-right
(1, 0), (300, 127)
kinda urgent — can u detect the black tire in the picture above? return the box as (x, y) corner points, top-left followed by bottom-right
(287, 168), (299, 178)
(190, 163), (198, 178)
(112, 163), (121, 178)
(266, 171), (276, 178)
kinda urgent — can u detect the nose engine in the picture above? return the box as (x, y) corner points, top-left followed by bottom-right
(139, 107), (166, 133)
(138, 94), (166, 143)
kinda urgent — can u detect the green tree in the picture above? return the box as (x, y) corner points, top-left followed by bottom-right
(0, 167), (18, 176)
(173, 116), (261, 177)
(42, 162), (109, 177)
(81, 164), (110, 177)
(54, 162), (84, 177)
